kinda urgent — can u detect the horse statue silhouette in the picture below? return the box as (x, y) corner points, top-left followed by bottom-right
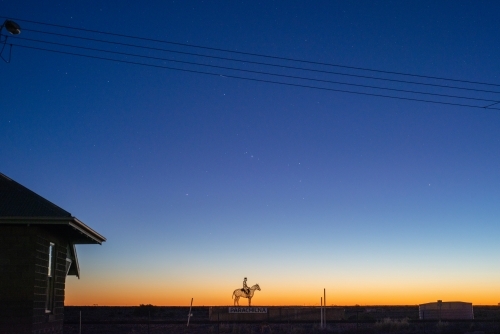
(232, 284), (261, 306)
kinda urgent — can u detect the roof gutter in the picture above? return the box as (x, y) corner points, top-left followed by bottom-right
(0, 216), (106, 244)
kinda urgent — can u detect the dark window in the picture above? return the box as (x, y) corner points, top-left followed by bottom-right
(45, 243), (55, 313)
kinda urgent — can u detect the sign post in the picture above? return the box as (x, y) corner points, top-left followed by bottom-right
(187, 298), (193, 326)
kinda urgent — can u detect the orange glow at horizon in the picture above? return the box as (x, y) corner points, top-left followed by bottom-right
(65, 276), (500, 306)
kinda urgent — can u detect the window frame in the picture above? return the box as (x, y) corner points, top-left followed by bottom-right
(45, 242), (56, 313)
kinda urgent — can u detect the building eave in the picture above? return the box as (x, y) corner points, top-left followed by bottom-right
(0, 217), (106, 244)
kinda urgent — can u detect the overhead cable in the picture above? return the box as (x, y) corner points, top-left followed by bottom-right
(12, 44), (500, 110)
(14, 36), (499, 103)
(9, 16), (500, 87)
(20, 28), (500, 95)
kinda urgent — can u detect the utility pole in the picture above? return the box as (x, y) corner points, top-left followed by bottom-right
(0, 19), (21, 63)
(324, 288), (326, 329)
(320, 297), (323, 329)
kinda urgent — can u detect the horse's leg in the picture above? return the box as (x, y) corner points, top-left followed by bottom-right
(235, 296), (239, 306)
(248, 297), (251, 307)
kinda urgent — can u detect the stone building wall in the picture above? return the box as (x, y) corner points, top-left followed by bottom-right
(0, 225), (37, 333)
(0, 225), (68, 334)
(32, 227), (67, 334)
(209, 306), (345, 322)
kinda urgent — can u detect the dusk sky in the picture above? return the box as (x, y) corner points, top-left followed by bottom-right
(1, 1), (499, 306)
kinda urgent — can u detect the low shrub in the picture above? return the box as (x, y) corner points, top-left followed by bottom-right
(133, 304), (156, 317)
(374, 317), (410, 332)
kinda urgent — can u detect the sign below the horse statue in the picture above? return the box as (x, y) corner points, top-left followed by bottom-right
(229, 307), (268, 314)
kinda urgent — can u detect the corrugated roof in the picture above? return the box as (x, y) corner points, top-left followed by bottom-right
(0, 173), (72, 218)
(0, 172), (106, 245)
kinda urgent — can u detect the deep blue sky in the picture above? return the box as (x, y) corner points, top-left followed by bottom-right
(1, 1), (499, 305)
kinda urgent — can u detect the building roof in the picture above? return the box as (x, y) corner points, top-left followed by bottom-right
(0, 172), (106, 245)
(0, 173), (72, 217)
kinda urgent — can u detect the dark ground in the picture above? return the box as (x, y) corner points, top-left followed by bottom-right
(64, 305), (500, 333)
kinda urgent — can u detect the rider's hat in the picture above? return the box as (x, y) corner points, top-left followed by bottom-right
(244, 277), (247, 279)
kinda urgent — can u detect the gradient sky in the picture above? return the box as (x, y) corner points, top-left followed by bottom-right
(1, 1), (499, 306)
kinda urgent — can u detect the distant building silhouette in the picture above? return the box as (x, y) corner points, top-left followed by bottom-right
(0, 173), (106, 334)
(419, 300), (473, 320)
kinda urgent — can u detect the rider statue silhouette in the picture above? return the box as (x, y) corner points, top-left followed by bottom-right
(233, 278), (261, 306)
(242, 277), (250, 295)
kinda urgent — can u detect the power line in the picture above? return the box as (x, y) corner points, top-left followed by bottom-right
(483, 101), (500, 108)
(9, 17), (500, 88)
(12, 44), (500, 110)
(20, 27), (500, 95)
(14, 36), (499, 104)
(5, 17), (500, 109)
